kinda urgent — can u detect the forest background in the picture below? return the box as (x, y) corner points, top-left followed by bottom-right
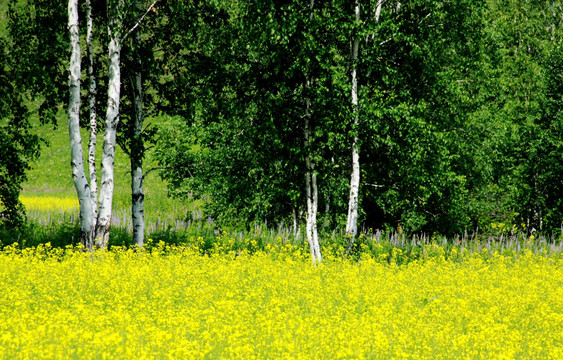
(1, 0), (563, 258)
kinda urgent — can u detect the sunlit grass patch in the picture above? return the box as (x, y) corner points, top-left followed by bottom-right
(20, 115), (190, 223)
(20, 196), (78, 212)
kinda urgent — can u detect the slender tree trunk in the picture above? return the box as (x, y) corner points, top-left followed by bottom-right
(310, 161), (320, 260)
(346, 0), (361, 238)
(86, 0), (98, 221)
(303, 0), (321, 263)
(304, 95), (322, 264)
(292, 207), (300, 240)
(346, 0), (382, 242)
(323, 193), (330, 229)
(68, 0), (95, 250)
(96, 0), (124, 248)
(374, 0), (382, 22)
(130, 0), (145, 247)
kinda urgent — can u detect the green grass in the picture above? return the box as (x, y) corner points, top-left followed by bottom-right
(21, 108), (190, 224)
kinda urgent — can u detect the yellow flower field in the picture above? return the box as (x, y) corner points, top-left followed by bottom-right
(19, 196), (78, 212)
(0, 244), (561, 359)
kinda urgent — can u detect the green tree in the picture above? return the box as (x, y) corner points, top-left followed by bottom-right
(519, 46), (563, 232)
(0, 0), (66, 228)
(466, 0), (563, 232)
(154, 1), (350, 245)
(340, 0), (485, 234)
(155, 0), (309, 226)
(0, 36), (41, 227)
(118, 0), (162, 247)
(153, 0), (563, 240)
(155, 0), (489, 238)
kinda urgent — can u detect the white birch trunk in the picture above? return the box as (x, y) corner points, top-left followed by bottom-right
(292, 207), (300, 240)
(130, 0), (145, 247)
(375, 0), (382, 21)
(310, 164), (321, 260)
(86, 0), (98, 221)
(304, 97), (322, 264)
(346, 0), (362, 238)
(95, 0), (124, 248)
(68, 0), (95, 250)
(303, 0), (321, 263)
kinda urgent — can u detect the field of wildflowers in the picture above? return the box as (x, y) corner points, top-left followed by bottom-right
(19, 196), (78, 213)
(8, 76), (560, 359)
(0, 242), (561, 359)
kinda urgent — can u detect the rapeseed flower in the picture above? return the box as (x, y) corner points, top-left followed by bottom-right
(0, 245), (560, 359)
(19, 196), (78, 212)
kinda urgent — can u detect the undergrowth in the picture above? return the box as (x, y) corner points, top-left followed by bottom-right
(1, 210), (561, 264)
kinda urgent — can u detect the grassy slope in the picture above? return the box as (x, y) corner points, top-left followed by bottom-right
(21, 109), (188, 224)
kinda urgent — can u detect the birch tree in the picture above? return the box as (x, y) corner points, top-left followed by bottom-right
(67, 0), (126, 249)
(128, 0), (147, 247)
(68, 0), (96, 248)
(86, 0), (98, 222)
(67, 0), (161, 249)
(346, 0), (382, 239)
(94, 0), (125, 248)
(153, 0), (346, 262)
(303, 0), (322, 263)
(304, 89), (321, 263)
(345, 0), (362, 238)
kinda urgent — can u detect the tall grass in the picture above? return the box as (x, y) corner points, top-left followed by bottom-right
(3, 206), (562, 265)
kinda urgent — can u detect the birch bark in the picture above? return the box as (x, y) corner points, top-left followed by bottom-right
(304, 91), (322, 264)
(130, 0), (145, 247)
(346, 0), (382, 239)
(68, 0), (95, 250)
(303, 0), (322, 264)
(86, 0), (98, 221)
(95, 0), (124, 248)
(346, 0), (362, 238)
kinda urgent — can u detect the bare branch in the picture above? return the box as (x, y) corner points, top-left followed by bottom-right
(379, 37), (393, 46)
(122, 0), (159, 41)
(364, 183), (385, 188)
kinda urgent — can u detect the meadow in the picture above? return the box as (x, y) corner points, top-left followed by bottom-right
(19, 112), (190, 222)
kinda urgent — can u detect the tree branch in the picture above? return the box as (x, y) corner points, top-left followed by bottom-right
(122, 0), (160, 41)
(364, 183), (385, 188)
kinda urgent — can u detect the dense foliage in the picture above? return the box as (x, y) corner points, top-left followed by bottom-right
(2, 0), (563, 238)
(0, 0), (66, 227)
(154, 0), (563, 235)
